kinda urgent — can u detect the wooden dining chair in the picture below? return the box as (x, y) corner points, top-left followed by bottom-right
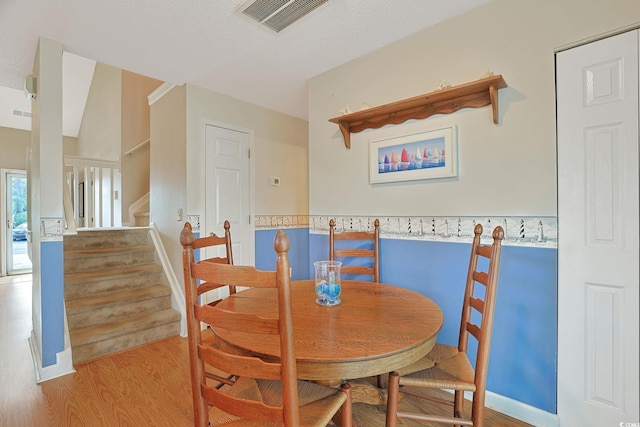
(186, 220), (235, 306)
(181, 226), (353, 427)
(180, 221), (240, 406)
(385, 224), (504, 427)
(329, 218), (380, 282)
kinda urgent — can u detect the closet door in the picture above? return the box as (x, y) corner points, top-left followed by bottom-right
(557, 30), (639, 426)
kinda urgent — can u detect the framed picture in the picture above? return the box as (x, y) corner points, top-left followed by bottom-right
(369, 125), (457, 184)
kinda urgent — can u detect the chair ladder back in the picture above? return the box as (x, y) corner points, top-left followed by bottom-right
(191, 220), (236, 298)
(180, 222), (210, 426)
(198, 341), (282, 380)
(193, 220), (234, 260)
(459, 224), (504, 354)
(332, 230), (376, 240)
(275, 231), (299, 426)
(459, 225), (504, 398)
(195, 280), (232, 297)
(181, 224), (303, 426)
(329, 218), (380, 282)
(195, 303), (280, 335)
(191, 262), (276, 289)
(386, 224), (503, 427)
(201, 383), (283, 422)
(473, 225), (503, 378)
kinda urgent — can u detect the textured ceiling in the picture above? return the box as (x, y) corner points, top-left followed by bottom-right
(0, 0), (488, 134)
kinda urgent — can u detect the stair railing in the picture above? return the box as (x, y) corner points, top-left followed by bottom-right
(64, 156), (122, 228)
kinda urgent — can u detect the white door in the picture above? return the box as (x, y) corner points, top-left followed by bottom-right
(204, 124), (252, 270)
(557, 30), (639, 426)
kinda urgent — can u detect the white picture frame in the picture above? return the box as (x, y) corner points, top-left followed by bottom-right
(369, 125), (457, 184)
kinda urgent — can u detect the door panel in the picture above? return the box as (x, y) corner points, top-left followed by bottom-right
(557, 29), (639, 425)
(204, 123), (252, 267)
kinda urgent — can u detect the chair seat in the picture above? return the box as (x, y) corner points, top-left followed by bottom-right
(425, 343), (460, 362)
(209, 377), (348, 426)
(397, 344), (476, 392)
(393, 342), (456, 376)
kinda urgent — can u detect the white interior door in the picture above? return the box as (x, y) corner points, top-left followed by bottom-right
(204, 123), (252, 278)
(557, 29), (639, 426)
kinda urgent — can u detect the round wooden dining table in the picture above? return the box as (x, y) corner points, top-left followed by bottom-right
(213, 279), (443, 382)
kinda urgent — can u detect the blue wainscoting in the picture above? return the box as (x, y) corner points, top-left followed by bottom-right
(256, 228), (558, 414)
(255, 228), (310, 280)
(41, 240), (65, 367)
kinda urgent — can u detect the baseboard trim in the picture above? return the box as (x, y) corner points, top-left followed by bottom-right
(149, 223), (186, 336)
(28, 331), (75, 383)
(483, 390), (559, 427)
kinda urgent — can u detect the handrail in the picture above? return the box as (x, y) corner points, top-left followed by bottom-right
(123, 138), (150, 157)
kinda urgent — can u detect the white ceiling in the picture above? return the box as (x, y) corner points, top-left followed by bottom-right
(0, 0), (488, 136)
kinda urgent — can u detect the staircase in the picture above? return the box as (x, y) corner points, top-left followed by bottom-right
(64, 228), (181, 364)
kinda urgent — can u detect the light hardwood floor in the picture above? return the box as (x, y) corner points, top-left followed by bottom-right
(1, 274), (532, 426)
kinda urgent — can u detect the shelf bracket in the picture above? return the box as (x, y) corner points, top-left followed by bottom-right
(489, 83), (499, 124)
(337, 121), (351, 149)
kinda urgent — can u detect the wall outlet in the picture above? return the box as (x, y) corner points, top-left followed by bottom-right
(269, 176), (280, 187)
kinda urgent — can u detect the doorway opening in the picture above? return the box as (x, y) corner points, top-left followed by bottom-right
(3, 170), (32, 275)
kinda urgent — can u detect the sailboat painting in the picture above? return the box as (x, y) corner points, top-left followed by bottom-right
(369, 125), (457, 184)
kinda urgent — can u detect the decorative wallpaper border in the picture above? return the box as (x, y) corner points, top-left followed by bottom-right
(255, 215), (557, 248)
(254, 215), (310, 229)
(185, 215), (310, 233)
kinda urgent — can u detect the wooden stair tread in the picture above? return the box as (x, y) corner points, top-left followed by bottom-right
(64, 244), (154, 257)
(64, 227), (181, 364)
(66, 284), (171, 314)
(73, 227), (150, 235)
(64, 264), (162, 283)
(70, 308), (181, 346)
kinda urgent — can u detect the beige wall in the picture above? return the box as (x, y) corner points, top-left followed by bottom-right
(1, 126), (75, 277)
(0, 126), (31, 170)
(76, 62), (121, 160)
(75, 63), (162, 223)
(185, 85), (308, 217)
(149, 83), (309, 278)
(121, 70), (162, 223)
(0, 126), (77, 171)
(149, 85), (187, 274)
(255, 140), (308, 216)
(0, 126), (31, 275)
(308, 0), (640, 217)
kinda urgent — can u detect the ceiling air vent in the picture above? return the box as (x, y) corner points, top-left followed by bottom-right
(239, 0), (329, 33)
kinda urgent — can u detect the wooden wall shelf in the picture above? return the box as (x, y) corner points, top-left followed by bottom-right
(329, 75), (507, 148)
